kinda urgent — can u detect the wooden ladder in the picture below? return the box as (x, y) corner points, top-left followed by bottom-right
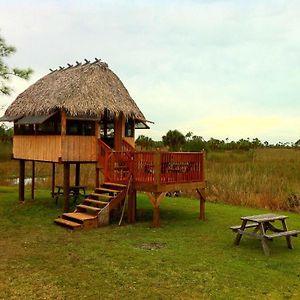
(54, 182), (127, 230)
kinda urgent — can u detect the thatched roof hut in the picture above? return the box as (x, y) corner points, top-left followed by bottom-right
(3, 60), (146, 121)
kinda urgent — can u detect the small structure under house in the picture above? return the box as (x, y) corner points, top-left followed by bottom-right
(0, 59), (206, 229)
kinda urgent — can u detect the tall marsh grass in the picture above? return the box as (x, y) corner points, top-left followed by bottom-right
(206, 148), (300, 211)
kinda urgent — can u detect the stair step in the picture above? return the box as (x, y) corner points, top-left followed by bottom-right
(103, 182), (127, 189)
(63, 212), (97, 223)
(76, 204), (101, 212)
(90, 193), (112, 199)
(95, 187), (120, 194)
(54, 218), (82, 230)
(84, 199), (109, 206)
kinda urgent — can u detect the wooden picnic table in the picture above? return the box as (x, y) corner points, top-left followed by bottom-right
(53, 185), (87, 204)
(230, 213), (300, 255)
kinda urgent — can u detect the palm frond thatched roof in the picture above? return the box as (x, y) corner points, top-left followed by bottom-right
(4, 60), (146, 120)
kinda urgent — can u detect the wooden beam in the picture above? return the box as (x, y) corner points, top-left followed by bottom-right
(145, 192), (166, 228)
(63, 163), (70, 212)
(75, 163), (80, 186)
(19, 160), (25, 202)
(51, 163), (55, 198)
(61, 111), (67, 135)
(127, 188), (136, 224)
(146, 192), (166, 207)
(31, 161), (35, 200)
(114, 113), (124, 151)
(196, 188), (206, 221)
(95, 166), (100, 187)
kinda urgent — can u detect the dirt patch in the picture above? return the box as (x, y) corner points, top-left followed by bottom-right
(138, 242), (166, 251)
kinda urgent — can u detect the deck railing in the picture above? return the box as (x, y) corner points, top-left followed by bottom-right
(99, 141), (205, 185)
(160, 152), (204, 184)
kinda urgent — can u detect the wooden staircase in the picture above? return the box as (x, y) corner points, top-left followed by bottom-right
(54, 182), (127, 230)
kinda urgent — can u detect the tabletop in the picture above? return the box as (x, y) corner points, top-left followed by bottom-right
(240, 213), (288, 223)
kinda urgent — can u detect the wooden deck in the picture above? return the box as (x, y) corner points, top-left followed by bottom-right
(99, 140), (205, 192)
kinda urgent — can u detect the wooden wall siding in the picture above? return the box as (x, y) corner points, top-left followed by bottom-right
(61, 136), (97, 161)
(13, 136), (61, 162)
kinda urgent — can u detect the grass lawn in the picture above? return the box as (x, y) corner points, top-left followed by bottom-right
(0, 186), (300, 299)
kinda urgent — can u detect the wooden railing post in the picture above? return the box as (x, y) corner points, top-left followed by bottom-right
(153, 151), (161, 186)
(200, 150), (205, 182)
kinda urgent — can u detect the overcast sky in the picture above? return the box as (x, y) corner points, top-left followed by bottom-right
(1, 0), (300, 143)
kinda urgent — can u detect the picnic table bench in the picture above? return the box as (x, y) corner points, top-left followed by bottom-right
(53, 185), (87, 205)
(230, 213), (300, 255)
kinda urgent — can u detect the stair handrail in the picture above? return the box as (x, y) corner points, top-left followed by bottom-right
(118, 174), (133, 226)
(122, 139), (135, 152)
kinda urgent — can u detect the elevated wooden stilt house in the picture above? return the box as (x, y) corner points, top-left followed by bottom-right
(0, 59), (206, 229)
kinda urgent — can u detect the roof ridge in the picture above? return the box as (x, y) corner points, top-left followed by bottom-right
(49, 58), (108, 73)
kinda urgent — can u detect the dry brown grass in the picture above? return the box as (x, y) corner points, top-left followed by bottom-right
(206, 148), (300, 211)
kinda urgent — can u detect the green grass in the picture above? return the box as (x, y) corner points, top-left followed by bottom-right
(1, 187), (300, 299)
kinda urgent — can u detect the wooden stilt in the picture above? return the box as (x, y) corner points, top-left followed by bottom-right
(196, 188), (206, 221)
(146, 192), (166, 228)
(63, 163), (70, 212)
(51, 163), (55, 198)
(31, 161), (35, 200)
(19, 160), (25, 202)
(153, 207), (160, 227)
(75, 163), (80, 186)
(127, 188), (137, 224)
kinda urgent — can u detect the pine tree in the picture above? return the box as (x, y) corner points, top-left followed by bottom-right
(0, 32), (33, 95)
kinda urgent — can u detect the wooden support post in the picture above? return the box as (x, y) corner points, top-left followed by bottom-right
(19, 159), (25, 202)
(95, 166), (100, 187)
(114, 113), (124, 151)
(61, 111), (67, 135)
(127, 188), (137, 224)
(63, 163), (70, 212)
(51, 163), (56, 198)
(153, 207), (160, 228)
(31, 161), (35, 200)
(196, 188), (206, 221)
(75, 163), (80, 186)
(146, 192), (166, 228)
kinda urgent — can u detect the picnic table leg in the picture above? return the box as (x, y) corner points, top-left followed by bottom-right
(259, 223), (271, 256)
(261, 238), (271, 256)
(282, 219), (293, 249)
(234, 219), (247, 245)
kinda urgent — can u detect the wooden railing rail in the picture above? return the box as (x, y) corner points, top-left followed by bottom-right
(98, 140), (113, 181)
(122, 139), (135, 152)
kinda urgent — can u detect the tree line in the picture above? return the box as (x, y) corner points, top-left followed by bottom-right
(0, 124), (13, 143)
(136, 129), (298, 152)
